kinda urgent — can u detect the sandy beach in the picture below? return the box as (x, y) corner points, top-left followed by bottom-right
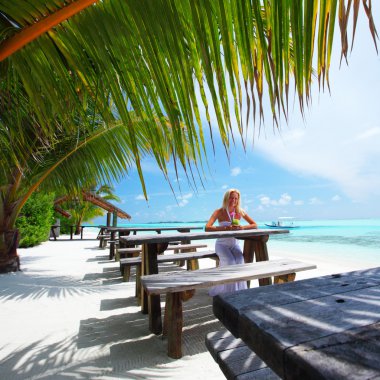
(1, 231), (378, 380)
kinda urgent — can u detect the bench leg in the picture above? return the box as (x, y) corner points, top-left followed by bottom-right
(135, 264), (142, 300)
(165, 292), (184, 359)
(174, 248), (185, 267)
(122, 266), (131, 282)
(186, 259), (199, 271)
(274, 272), (296, 283)
(253, 236), (272, 286)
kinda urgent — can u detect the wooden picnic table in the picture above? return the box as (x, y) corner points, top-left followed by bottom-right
(50, 224), (100, 240)
(120, 228), (289, 335)
(105, 225), (204, 234)
(105, 225), (203, 259)
(212, 266), (380, 379)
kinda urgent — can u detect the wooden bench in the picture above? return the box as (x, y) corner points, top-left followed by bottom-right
(140, 258), (316, 359)
(97, 233), (111, 248)
(118, 243), (209, 280)
(205, 329), (280, 380)
(115, 246), (141, 261)
(121, 250), (218, 299)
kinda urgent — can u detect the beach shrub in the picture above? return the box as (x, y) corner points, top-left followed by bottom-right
(16, 192), (55, 248)
(58, 216), (73, 235)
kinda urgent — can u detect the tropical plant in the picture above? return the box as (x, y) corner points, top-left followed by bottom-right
(58, 185), (120, 235)
(16, 192), (55, 248)
(0, 1), (377, 272)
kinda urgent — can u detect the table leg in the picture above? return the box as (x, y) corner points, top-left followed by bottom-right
(80, 226), (84, 239)
(50, 227), (57, 241)
(109, 231), (116, 260)
(253, 235), (272, 286)
(142, 242), (168, 335)
(243, 239), (255, 263)
(70, 226), (73, 240)
(243, 235), (272, 286)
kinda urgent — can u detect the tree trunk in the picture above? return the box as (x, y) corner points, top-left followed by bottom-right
(0, 229), (21, 273)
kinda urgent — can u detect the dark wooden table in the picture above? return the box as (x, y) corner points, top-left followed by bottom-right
(106, 225), (203, 259)
(120, 228), (289, 335)
(70, 224), (100, 240)
(50, 224), (100, 240)
(105, 226), (203, 234)
(213, 266), (380, 379)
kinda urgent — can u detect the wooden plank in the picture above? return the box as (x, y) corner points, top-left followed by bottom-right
(120, 250), (217, 266)
(166, 243), (208, 251)
(206, 330), (280, 380)
(118, 247), (142, 254)
(285, 322), (380, 379)
(205, 330), (248, 362)
(213, 268), (380, 337)
(141, 259), (316, 295)
(120, 228), (289, 245)
(239, 283), (380, 379)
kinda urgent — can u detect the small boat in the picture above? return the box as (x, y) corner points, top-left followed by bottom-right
(265, 217), (300, 228)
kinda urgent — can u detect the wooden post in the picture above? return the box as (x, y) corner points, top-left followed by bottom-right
(165, 292), (183, 359)
(106, 212), (111, 227)
(253, 235), (272, 286)
(144, 244), (162, 333)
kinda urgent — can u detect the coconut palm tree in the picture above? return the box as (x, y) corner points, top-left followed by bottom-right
(57, 184), (121, 235)
(0, 94), (199, 271)
(0, 0), (377, 272)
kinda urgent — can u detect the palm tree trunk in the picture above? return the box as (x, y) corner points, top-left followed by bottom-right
(0, 229), (21, 273)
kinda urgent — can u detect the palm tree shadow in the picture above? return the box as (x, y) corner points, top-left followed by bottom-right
(82, 267), (121, 285)
(77, 287), (223, 371)
(0, 271), (103, 301)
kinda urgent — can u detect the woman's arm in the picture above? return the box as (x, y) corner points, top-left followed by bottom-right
(241, 213), (258, 230)
(205, 209), (227, 231)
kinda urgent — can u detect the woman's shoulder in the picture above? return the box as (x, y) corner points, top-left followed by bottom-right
(214, 207), (224, 215)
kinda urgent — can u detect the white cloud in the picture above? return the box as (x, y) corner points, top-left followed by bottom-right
(278, 193), (292, 205)
(259, 196), (271, 206)
(231, 167), (241, 176)
(166, 192), (193, 208)
(252, 10), (380, 202)
(222, 184), (228, 189)
(332, 195), (341, 201)
(178, 193), (193, 200)
(294, 200), (304, 206)
(178, 199), (189, 207)
(259, 193), (292, 207)
(135, 194), (146, 200)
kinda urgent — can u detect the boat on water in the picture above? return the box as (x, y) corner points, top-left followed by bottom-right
(265, 217), (300, 228)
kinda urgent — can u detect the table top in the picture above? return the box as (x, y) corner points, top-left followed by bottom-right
(213, 266), (380, 379)
(119, 228), (289, 244)
(104, 225), (203, 232)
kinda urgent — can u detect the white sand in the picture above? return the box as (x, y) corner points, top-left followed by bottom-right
(0, 231), (378, 380)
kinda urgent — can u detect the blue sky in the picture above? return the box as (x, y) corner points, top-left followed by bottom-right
(94, 7), (380, 224)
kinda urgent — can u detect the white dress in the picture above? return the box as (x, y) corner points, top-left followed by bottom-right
(208, 220), (248, 296)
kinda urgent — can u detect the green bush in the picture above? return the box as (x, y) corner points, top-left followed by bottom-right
(16, 192), (55, 247)
(58, 215), (75, 234)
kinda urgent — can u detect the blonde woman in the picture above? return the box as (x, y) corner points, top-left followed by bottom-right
(205, 189), (257, 296)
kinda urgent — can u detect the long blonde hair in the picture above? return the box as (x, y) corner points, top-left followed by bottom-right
(222, 188), (245, 216)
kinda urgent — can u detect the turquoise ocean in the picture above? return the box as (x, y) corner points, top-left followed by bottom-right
(116, 218), (380, 267)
